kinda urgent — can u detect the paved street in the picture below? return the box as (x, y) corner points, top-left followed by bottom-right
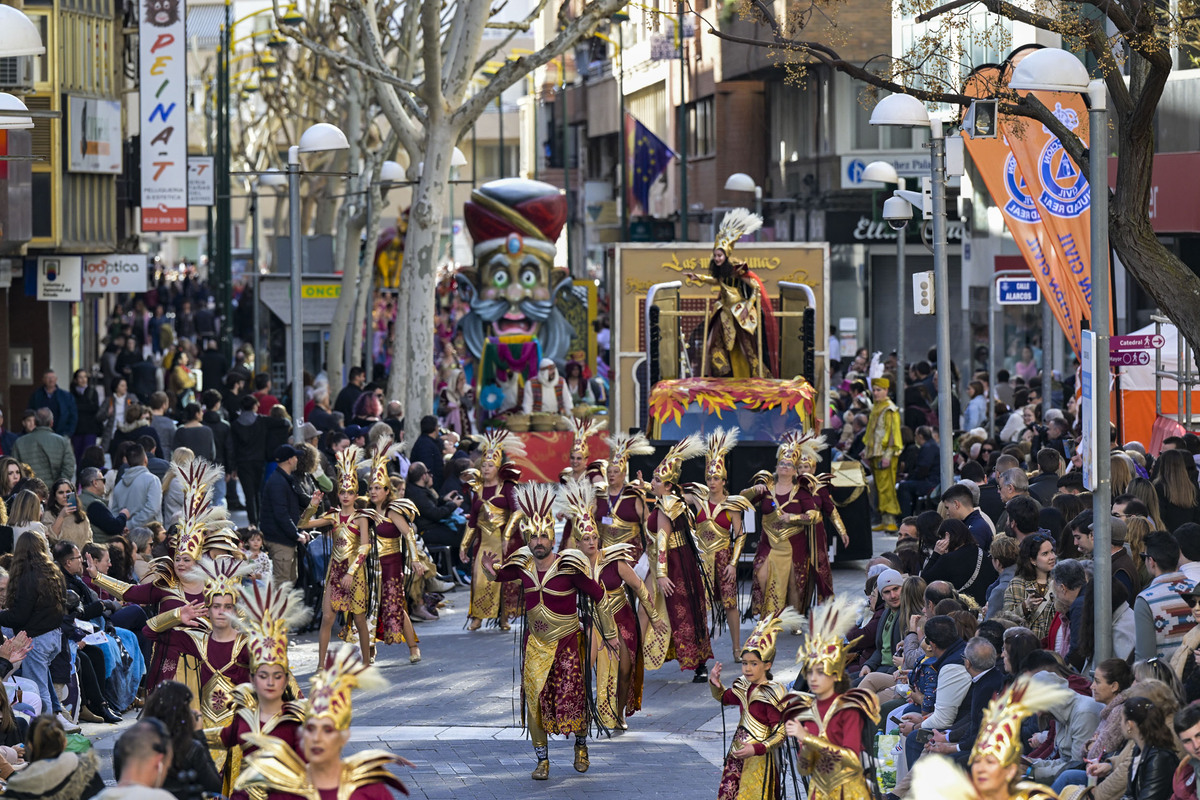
(85, 535), (881, 797)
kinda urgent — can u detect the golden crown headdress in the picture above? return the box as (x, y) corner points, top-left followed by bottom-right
(513, 482), (558, 543)
(555, 478), (599, 540)
(797, 594), (866, 678)
(741, 610), (790, 663)
(605, 432), (654, 474)
(704, 427), (740, 482)
(653, 433), (705, 485)
(714, 208), (763, 256)
(568, 416), (607, 460)
(334, 444), (362, 495)
(170, 457), (240, 562)
(776, 430), (826, 470)
(235, 582), (312, 672)
(197, 556), (251, 604)
(365, 432), (403, 489)
(306, 643), (387, 731)
(480, 430), (526, 469)
(970, 674), (1074, 768)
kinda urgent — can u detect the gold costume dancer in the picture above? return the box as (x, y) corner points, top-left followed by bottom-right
(865, 353), (902, 531)
(459, 430), (526, 629)
(235, 643), (410, 800)
(908, 674), (1074, 800)
(559, 417), (606, 551)
(782, 594), (881, 800)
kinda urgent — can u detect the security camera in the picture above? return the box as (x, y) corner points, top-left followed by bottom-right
(882, 196), (914, 231)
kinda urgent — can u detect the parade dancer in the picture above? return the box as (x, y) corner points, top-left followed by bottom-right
(782, 594), (881, 800)
(708, 612), (790, 800)
(559, 416), (606, 551)
(685, 208), (780, 378)
(687, 427), (753, 661)
(301, 446), (376, 666)
(459, 430), (525, 630)
(597, 431), (654, 574)
(560, 477), (667, 731)
(643, 434), (715, 682)
(235, 643), (411, 800)
(865, 353), (902, 532)
(219, 582), (311, 800)
(364, 433), (423, 664)
(479, 483), (616, 781)
(90, 457), (241, 685)
(908, 675), (1074, 800)
(745, 431), (845, 617)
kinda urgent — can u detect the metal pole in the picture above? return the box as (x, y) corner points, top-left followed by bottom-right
(988, 275), (996, 440)
(250, 183), (260, 370)
(897, 191), (907, 377)
(1042, 302), (1054, 410)
(1090, 80), (1112, 663)
(365, 191), (375, 381)
(216, 2), (233, 362)
(562, 59), (572, 277)
(618, 20), (627, 242)
(930, 121), (953, 492)
(676, 3), (688, 240)
(287, 148), (304, 443)
(497, 95), (505, 180)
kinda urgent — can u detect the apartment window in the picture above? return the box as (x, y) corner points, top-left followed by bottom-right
(688, 97), (714, 157)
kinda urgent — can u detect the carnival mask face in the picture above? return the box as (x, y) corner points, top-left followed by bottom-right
(477, 244), (554, 337)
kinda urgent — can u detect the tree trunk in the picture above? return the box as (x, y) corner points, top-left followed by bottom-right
(351, 184), (384, 373)
(388, 127), (456, 443)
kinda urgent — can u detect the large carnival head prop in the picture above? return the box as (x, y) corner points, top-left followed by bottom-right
(776, 430), (826, 472)
(306, 643), (386, 732)
(479, 430), (526, 470)
(605, 432), (654, 476)
(970, 674), (1074, 768)
(555, 478), (599, 540)
(713, 208), (763, 259)
(334, 445), (363, 495)
(458, 178), (576, 363)
(170, 457), (240, 561)
(704, 427), (739, 482)
(236, 582), (312, 673)
(513, 482), (557, 544)
(797, 594), (866, 679)
(653, 433), (705, 485)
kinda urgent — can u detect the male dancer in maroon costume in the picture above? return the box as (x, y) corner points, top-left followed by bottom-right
(480, 482), (616, 781)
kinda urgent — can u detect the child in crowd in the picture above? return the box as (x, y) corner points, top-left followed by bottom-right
(241, 528), (272, 590)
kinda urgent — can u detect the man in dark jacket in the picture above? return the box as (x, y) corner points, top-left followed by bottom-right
(1028, 448), (1063, 507)
(79, 467), (129, 543)
(409, 415), (444, 493)
(127, 353), (159, 401)
(231, 395), (268, 525)
(856, 569), (904, 678)
(138, 436), (172, 481)
(408, 461), (465, 566)
(259, 444), (312, 586)
(199, 340), (227, 389)
(201, 389), (235, 506)
(334, 367), (366, 419)
(29, 370), (78, 437)
(927, 637), (1005, 765)
(896, 425), (940, 517)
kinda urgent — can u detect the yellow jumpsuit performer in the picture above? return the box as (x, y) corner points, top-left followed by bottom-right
(460, 430), (526, 629)
(782, 594), (881, 800)
(865, 353), (902, 531)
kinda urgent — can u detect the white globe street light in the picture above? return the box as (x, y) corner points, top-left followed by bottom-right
(0, 6), (45, 57)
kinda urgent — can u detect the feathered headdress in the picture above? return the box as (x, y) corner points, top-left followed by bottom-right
(197, 556), (252, 604)
(555, 477), (599, 540)
(171, 457), (240, 561)
(568, 416), (607, 461)
(513, 482), (558, 543)
(740, 608), (802, 663)
(606, 432), (654, 474)
(908, 756), (976, 800)
(775, 430), (826, 471)
(235, 582), (313, 672)
(365, 432), (403, 490)
(306, 643), (387, 731)
(714, 208), (763, 256)
(868, 351), (888, 390)
(334, 444), (362, 495)
(797, 593), (867, 678)
(970, 674), (1075, 768)
(653, 433), (705, 485)
(704, 427), (740, 482)
(480, 429), (526, 469)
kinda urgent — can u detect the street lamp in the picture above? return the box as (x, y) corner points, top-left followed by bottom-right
(1010, 47), (1110, 660)
(0, 94), (35, 129)
(288, 123), (349, 440)
(862, 160), (908, 373)
(0, 6), (46, 56)
(724, 172), (763, 222)
(870, 93), (953, 494)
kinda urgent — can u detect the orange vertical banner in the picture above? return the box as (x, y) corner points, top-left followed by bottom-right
(963, 67), (1085, 356)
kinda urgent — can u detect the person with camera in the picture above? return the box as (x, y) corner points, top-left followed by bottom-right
(141, 681), (222, 800)
(407, 462), (465, 577)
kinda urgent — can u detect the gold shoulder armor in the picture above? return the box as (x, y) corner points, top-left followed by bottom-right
(228, 683), (258, 713)
(720, 495), (754, 515)
(388, 498), (419, 523)
(501, 546), (535, 572)
(835, 688), (882, 724)
(280, 699), (308, 722)
(780, 689), (816, 719)
(556, 548), (591, 575)
(343, 750), (409, 795)
(751, 470), (774, 488)
(234, 734), (313, 798)
(622, 481), (647, 501)
(755, 680), (790, 707)
(599, 542), (636, 568)
(657, 494), (686, 520)
(682, 482), (709, 501)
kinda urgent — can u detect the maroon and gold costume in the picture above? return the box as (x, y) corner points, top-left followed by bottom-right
(461, 431), (526, 623)
(371, 500), (419, 644)
(597, 432), (655, 567)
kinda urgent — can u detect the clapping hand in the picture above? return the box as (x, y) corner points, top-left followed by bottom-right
(0, 632), (33, 669)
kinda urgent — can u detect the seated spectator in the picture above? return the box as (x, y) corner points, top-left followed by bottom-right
(897, 426), (940, 517)
(0, 714), (104, 800)
(894, 516), (924, 576)
(1022, 663), (1104, 783)
(407, 461), (466, 570)
(849, 569), (903, 681)
(919, 518), (998, 607)
(984, 535), (1019, 620)
(924, 636), (1004, 765)
(1002, 533), (1058, 641)
(1051, 658), (1135, 794)
(1119, 696), (1180, 800)
(91, 718), (177, 800)
(1071, 580), (1134, 672)
(141, 682), (221, 799)
(1135, 530), (1197, 661)
(897, 615), (970, 773)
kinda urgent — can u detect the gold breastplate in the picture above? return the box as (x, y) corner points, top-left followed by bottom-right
(525, 602), (580, 645)
(695, 518), (728, 557)
(330, 517), (361, 563)
(762, 510), (804, 548)
(377, 535), (403, 557)
(477, 497), (510, 538)
(203, 670), (239, 727)
(602, 515), (640, 547)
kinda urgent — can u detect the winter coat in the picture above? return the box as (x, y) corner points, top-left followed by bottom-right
(110, 464), (162, 528)
(202, 409), (234, 470)
(29, 386), (78, 436)
(70, 385), (102, 437)
(1, 749), (105, 800)
(97, 392), (139, 450)
(12, 426), (76, 483)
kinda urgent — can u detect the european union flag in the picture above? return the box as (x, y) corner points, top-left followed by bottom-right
(625, 112), (675, 216)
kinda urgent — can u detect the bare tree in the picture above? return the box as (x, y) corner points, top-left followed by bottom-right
(278, 0), (629, 442)
(705, 0), (1200, 349)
